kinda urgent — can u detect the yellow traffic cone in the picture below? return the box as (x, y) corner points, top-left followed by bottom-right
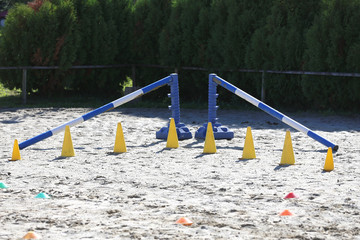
(61, 125), (75, 157)
(166, 118), (179, 148)
(203, 122), (216, 154)
(242, 126), (256, 159)
(11, 139), (21, 161)
(114, 122), (127, 153)
(280, 130), (295, 165)
(323, 147), (334, 172)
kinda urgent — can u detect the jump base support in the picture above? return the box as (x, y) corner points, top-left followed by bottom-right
(156, 123), (192, 140)
(194, 123), (234, 139)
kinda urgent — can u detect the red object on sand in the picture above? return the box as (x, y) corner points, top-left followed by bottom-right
(176, 217), (193, 226)
(284, 192), (297, 199)
(23, 231), (41, 239)
(279, 210), (293, 216)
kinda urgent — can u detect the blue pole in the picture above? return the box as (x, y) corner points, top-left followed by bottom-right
(169, 73), (181, 125)
(194, 74), (234, 139)
(156, 74), (192, 140)
(208, 74), (218, 124)
(212, 74), (338, 151)
(19, 75), (173, 149)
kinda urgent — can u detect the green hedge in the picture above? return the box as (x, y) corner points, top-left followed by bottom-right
(0, 0), (132, 96)
(0, 0), (78, 95)
(302, 0), (360, 110)
(0, 0), (359, 110)
(67, 0), (131, 95)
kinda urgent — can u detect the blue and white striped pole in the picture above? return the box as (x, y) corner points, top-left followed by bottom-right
(18, 75), (173, 150)
(211, 74), (338, 151)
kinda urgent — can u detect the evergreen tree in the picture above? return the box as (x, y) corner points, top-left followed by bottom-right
(245, 0), (321, 108)
(206, 0), (228, 70)
(0, 0), (359, 109)
(0, 0), (78, 95)
(159, 0), (182, 68)
(224, 0), (273, 101)
(0, 0), (28, 12)
(70, 0), (122, 95)
(303, 0), (360, 110)
(132, 0), (172, 90)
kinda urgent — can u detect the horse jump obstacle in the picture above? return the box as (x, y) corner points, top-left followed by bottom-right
(195, 74), (339, 151)
(18, 73), (192, 150)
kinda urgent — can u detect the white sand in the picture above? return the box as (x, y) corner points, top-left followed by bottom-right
(0, 107), (359, 239)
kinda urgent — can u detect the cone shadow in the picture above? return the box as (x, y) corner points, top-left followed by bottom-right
(156, 148), (175, 153)
(107, 152), (126, 155)
(195, 153), (208, 158)
(144, 140), (164, 148)
(274, 164), (292, 171)
(50, 156), (68, 161)
(236, 157), (259, 162)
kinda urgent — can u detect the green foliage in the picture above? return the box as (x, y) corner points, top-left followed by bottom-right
(131, 0), (171, 94)
(244, 0), (322, 109)
(0, 0), (10, 12)
(0, 0), (28, 12)
(69, 0), (124, 95)
(0, 0), (78, 95)
(221, 0), (273, 103)
(0, 4), (33, 90)
(206, 0), (227, 69)
(303, 0), (360, 110)
(0, 0), (359, 110)
(0, 82), (20, 97)
(159, 1), (181, 68)
(159, 0), (212, 102)
(113, 0), (132, 63)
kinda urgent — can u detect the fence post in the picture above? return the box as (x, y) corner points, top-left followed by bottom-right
(261, 70), (266, 102)
(22, 68), (27, 104)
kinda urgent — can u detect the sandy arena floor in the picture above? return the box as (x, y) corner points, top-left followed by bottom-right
(0, 107), (359, 239)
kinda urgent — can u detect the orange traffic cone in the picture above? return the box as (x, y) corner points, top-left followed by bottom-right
(279, 209), (293, 216)
(23, 231), (41, 239)
(176, 217), (193, 226)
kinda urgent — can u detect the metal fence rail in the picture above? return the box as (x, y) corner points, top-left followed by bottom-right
(0, 64), (359, 104)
